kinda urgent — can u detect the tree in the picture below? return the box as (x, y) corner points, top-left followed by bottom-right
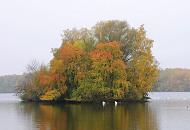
(72, 42), (129, 101)
(52, 43), (90, 98)
(93, 20), (134, 61)
(93, 21), (159, 99)
(61, 28), (96, 52)
(126, 26), (159, 99)
(94, 20), (129, 43)
(17, 20), (159, 102)
(16, 61), (43, 101)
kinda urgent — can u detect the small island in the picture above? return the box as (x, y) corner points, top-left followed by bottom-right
(16, 20), (159, 103)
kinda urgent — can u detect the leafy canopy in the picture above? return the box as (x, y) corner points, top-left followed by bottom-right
(17, 20), (159, 101)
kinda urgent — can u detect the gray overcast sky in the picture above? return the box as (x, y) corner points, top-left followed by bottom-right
(0, 0), (190, 75)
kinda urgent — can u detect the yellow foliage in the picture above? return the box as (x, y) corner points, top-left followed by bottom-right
(40, 89), (61, 101)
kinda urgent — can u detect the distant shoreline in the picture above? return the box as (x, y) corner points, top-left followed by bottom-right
(19, 96), (150, 104)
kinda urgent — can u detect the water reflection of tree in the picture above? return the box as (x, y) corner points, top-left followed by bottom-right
(18, 102), (159, 130)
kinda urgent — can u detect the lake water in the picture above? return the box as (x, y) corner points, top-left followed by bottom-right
(1, 93), (190, 130)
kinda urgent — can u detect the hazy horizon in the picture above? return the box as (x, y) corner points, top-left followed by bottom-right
(0, 0), (190, 75)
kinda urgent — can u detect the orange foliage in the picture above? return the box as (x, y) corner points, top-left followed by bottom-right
(91, 42), (123, 60)
(96, 41), (120, 50)
(59, 43), (84, 62)
(39, 72), (52, 87)
(90, 50), (113, 60)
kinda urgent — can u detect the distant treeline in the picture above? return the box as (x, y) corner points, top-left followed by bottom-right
(0, 75), (24, 93)
(153, 68), (190, 92)
(1, 68), (190, 93)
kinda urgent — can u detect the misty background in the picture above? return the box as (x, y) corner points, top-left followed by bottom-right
(0, 0), (190, 75)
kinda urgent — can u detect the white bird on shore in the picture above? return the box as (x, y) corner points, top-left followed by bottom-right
(115, 101), (117, 106)
(102, 101), (106, 107)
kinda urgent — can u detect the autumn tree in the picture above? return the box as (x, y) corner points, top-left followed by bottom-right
(53, 43), (90, 98)
(72, 42), (129, 101)
(16, 60), (44, 101)
(126, 26), (159, 99)
(94, 21), (159, 99)
(93, 20), (135, 62)
(17, 20), (159, 102)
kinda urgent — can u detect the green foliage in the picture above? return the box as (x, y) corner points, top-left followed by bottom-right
(62, 28), (96, 52)
(16, 20), (159, 102)
(94, 20), (129, 43)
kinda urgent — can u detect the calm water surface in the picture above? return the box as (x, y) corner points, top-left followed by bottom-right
(1, 92), (190, 130)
